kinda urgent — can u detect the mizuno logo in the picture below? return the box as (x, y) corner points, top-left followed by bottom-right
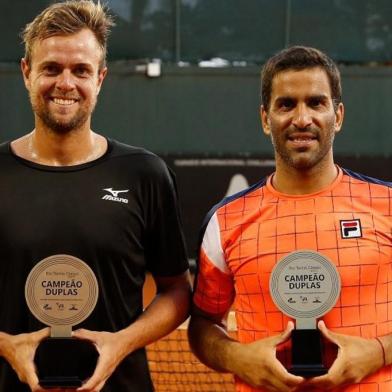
(340, 219), (362, 239)
(103, 188), (129, 197)
(102, 188), (129, 204)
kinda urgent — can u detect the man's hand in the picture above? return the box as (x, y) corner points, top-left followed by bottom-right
(73, 272), (191, 392)
(0, 328), (51, 391)
(73, 329), (129, 392)
(188, 308), (305, 392)
(302, 320), (385, 390)
(229, 322), (305, 392)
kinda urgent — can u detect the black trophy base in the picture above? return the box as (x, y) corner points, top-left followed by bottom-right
(35, 337), (99, 388)
(289, 329), (327, 378)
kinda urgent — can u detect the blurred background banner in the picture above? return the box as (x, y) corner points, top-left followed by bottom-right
(1, 0), (391, 259)
(3, 0), (392, 63)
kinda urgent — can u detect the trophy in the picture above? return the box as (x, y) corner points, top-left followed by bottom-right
(269, 250), (341, 377)
(25, 254), (99, 388)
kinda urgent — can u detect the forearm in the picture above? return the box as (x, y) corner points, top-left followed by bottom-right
(188, 314), (239, 373)
(188, 315), (303, 390)
(73, 277), (191, 392)
(116, 275), (191, 356)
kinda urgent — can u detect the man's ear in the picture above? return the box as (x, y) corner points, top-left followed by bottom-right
(334, 102), (344, 134)
(260, 105), (271, 136)
(96, 66), (108, 96)
(21, 58), (31, 89)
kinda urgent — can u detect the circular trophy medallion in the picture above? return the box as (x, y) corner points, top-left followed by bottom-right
(25, 254), (98, 337)
(269, 250), (340, 329)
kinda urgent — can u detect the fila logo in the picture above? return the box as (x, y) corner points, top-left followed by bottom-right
(340, 219), (362, 239)
(102, 188), (129, 204)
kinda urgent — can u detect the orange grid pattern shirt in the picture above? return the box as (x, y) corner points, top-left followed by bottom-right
(194, 167), (392, 392)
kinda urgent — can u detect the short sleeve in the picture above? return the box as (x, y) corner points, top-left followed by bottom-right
(144, 157), (189, 276)
(193, 211), (234, 315)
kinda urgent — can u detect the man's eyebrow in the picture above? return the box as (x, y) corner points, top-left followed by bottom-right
(72, 62), (94, 68)
(274, 94), (329, 102)
(37, 61), (93, 68)
(274, 96), (296, 103)
(37, 61), (59, 67)
(307, 94), (329, 101)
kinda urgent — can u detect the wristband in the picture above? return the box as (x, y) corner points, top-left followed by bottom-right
(375, 337), (386, 367)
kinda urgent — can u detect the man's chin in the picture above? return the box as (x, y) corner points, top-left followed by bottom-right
(39, 114), (87, 134)
(46, 122), (77, 134)
(288, 154), (320, 170)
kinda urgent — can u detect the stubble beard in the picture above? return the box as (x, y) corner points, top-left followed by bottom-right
(271, 126), (336, 171)
(30, 93), (96, 134)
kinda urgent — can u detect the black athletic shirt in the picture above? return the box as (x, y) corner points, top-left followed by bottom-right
(0, 138), (189, 391)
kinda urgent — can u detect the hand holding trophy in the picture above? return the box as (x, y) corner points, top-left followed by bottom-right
(25, 254), (99, 388)
(269, 250), (341, 377)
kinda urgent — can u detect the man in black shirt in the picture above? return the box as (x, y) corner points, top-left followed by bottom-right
(0, 1), (191, 391)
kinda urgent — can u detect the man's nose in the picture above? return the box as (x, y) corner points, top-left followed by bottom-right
(55, 70), (76, 91)
(292, 104), (312, 129)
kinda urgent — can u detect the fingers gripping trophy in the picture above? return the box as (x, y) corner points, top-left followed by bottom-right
(25, 254), (99, 388)
(269, 250), (341, 377)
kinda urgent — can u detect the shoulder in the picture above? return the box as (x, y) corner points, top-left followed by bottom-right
(200, 177), (268, 235)
(0, 141), (15, 167)
(109, 139), (162, 162)
(0, 141), (10, 155)
(107, 139), (170, 176)
(342, 168), (392, 189)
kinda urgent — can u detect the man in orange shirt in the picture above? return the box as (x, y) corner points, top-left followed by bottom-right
(189, 46), (392, 392)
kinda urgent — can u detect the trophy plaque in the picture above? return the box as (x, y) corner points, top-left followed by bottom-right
(269, 250), (341, 377)
(25, 254), (99, 388)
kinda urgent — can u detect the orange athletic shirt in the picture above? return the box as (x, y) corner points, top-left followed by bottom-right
(193, 167), (392, 392)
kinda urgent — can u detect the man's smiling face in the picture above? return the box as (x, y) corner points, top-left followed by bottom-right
(21, 28), (106, 134)
(262, 67), (343, 171)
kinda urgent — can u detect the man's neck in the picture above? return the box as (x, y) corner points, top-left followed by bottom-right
(271, 160), (339, 195)
(11, 126), (107, 166)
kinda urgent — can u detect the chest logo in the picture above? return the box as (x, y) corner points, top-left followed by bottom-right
(340, 219), (362, 239)
(102, 188), (129, 204)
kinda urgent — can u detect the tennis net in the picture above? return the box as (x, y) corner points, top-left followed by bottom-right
(146, 313), (237, 391)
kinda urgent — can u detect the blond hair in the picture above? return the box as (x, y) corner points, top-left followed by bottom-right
(21, 0), (115, 69)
